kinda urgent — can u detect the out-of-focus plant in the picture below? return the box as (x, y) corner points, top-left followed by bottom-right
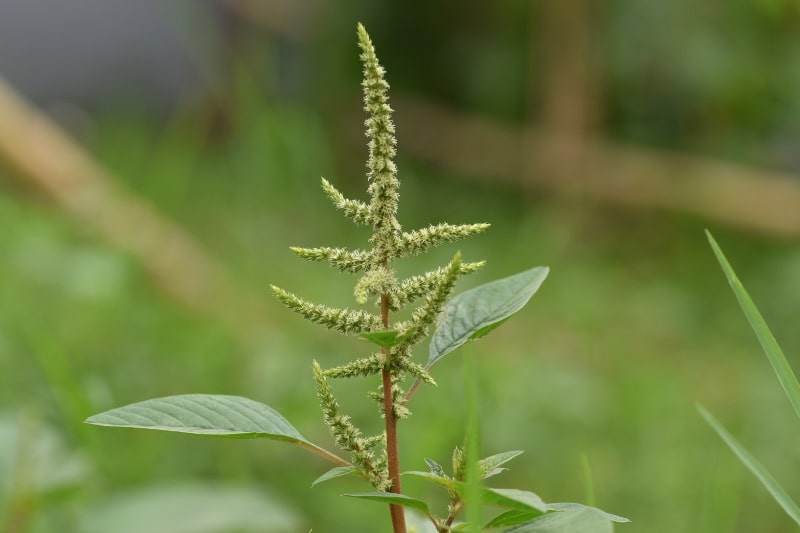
(86, 24), (627, 533)
(698, 231), (800, 526)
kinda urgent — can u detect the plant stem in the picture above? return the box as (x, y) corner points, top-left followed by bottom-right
(295, 442), (352, 467)
(442, 500), (463, 531)
(381, 289), (407, 533)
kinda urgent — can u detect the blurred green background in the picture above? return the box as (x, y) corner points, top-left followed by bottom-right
(2, 1), (800, 532)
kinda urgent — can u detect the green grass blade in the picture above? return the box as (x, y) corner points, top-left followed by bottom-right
(465, 350), (482, 532)
(697, 404), (800, 525)
(706, 230), (800, 420)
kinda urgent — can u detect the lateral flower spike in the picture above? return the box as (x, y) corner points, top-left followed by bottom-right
(324, 354), (385, 379)
(391, 260), (485, 311)
(321, 177), (372, 226)
(313, 361), (390, 490)
(400, 252), (464, 346)
(393, 223), (490, 260)
(290, 246), (375, 273)
(271, 285), (382, 334)
(357, 23), (401, 251)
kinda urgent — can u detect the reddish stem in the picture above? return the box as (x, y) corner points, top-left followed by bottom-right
(381, 290), (406, 533)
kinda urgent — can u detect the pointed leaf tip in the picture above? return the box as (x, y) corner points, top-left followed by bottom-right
(428, 266), (549, 368)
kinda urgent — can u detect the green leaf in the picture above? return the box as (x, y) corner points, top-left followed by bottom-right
(79, 482), (300, 533)
(706, 231), (800, 420)
(504, 507), (613, 533)
(485, 503), (629, 529)
(403, 471), (547, 513)
(360, 330), (400, 348)
(311, 466), (359, 487)
(484, 509), (539, 528)
(86, 394), (305, 440)
(428, 266), (549, 368)
(546, 503), (629, 523)
(342, 492), (430, 514)
(488, 488), (548, 513)
(424, 458), (447, 478)
(86, 394), (346, 465)
(479, 450), (524, 478)
(698, 404), (800, 525)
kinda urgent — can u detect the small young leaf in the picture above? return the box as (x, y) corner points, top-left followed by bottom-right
(86, 394), (347, 466)
(403, 472), (547, 513)
(546, 503), (630, 523)
(698, 404), (800, 525)
(428, 266), (548, 368)
(342, 492), (430, 514)
(479, 450), (524, 478)
(424, 458), (447, 478)
(504, 507), (613, 533)
(311, 466), (359, 487)
(483, 468), (508, 479)
(360, 330), (400, 348)
(706, 231), (800, 421)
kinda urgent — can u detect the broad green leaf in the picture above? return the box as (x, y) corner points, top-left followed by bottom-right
(479, 450), (524, 478)
(86, 394), (346, 465)
(504, 507), (613, 533)
(707, 231), (800, 420)
(79, 483), (300, 533)
(485, 503), (629, 529)
(428, 266), (549, 368)
(311, 466), (359, 487)
(343, 492), (430, 514)
(546, 503), (630, 523)
(403, 471), (547, 513)
(489, 488), (548, 513)
(484, 509), (539, 528)
(86, 394), (305, 439)
(698, 404), (800, 525)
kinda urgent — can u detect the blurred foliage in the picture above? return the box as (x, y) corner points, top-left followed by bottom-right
(2, 1), (800, 532)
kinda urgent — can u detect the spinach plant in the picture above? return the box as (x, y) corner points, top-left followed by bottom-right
(87, 24), (628, 533)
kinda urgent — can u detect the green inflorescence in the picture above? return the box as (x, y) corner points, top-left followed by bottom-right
(271, 23), (489, 490)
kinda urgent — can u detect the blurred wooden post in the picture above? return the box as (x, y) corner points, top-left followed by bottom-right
(533, 0), (604, 184)
(0, 76), (268, 342)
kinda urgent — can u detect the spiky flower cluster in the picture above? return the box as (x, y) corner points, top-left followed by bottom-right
(271, 24), (488, 490)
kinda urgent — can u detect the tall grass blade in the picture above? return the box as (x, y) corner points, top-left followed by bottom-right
(697, 404), (800, 525)
(706, 230), (800, 420)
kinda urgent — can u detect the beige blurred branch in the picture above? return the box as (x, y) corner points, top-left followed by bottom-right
(394, 96), (800, 239)
(0, 77), (267, 340)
